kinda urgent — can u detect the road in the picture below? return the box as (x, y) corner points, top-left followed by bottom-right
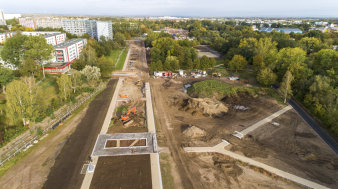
(288, 99), (338, 154)
(42, 80), (118, 189)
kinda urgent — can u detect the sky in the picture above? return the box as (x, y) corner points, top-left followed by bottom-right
(2, 0), (338, 17)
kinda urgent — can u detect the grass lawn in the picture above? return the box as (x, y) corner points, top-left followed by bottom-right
(38, 77), (58, 104)
(107, 48), (128, 71)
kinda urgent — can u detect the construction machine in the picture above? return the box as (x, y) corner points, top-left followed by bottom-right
(121, 107), (137, 127)
(120, 94), (128, 98)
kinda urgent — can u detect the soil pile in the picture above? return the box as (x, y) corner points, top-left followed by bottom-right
(183, 125), (206, 138)
(181, 98), (228, 117)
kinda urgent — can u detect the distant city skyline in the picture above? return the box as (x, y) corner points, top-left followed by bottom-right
(2, 0), (338, 18)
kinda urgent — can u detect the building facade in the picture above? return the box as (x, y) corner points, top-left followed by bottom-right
(0, 10), (7, 25)
(0, 32), (15, 44)
(19, 17), (62, 29)
(54, 38), (87, 63)
(259, 28), (303, 34)
(62, 19), (88, 36)
(96, 21), (113, 40)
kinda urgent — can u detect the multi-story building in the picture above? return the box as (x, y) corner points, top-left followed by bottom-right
(259, 28), (303, 34)
(96, 21), (113, 40)
(18, 17), (36, 29)
(19, 17), (63, 29)
(44, 33), (66, 46)
(54, 38), (87, 63)
(0, 10), (7, 25)
(62, 19), (88, 36)
(62, 19), (112, 40)
(0, 32), (15, 44)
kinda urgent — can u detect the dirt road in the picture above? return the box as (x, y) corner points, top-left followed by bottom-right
(0, 106), (88, 189)
(42, 80), (117, 189)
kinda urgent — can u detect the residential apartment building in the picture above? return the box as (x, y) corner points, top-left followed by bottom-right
(62, 19), (88, 36)
(54, 38), (87, 63)
(0, 10), (7, 25)
(62, 19), (112, 40)
(259, 28), (303, 34)
(96, 21), (113, 40)
(19, 17), (62, 29)
(44, 33), (66, 46)
(0, 32), (15, 44)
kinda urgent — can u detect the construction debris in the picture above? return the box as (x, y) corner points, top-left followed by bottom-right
(183, 125), (206, 138)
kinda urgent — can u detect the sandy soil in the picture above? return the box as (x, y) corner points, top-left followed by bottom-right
(0, 106), (88, 189)
(151, 78), (337, 188)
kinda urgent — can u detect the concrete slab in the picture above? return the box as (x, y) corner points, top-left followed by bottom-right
(92, 133), (156, 156)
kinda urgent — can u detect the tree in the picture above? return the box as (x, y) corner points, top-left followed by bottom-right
(256, 38), (278, 69)
(97, 56), (114, 78)
(24, 36), (54, 78)
(0, 67), (15, 93)
(299, 37), (320, 54)
(114, 32), (126, 47)
(239, 37), (258, 62)
(19, 58), (40, 77)
(6, 80), (35, 126)
(1, 33), (27, 66)
(57, 74), (72, 101)
(150, 47), (162, 63)
(81, 65), (101, 84)
(69, 69), (82, 93)
(278, 71), (294, 103)
(200, 55), (211, 70)
(276, 47), (307, 79)
(253, 54), (265, 72)
(164, 56), (179, 71)
(256, 68), (277, 86)
(227, 55), (248, 73)
(150, 60), (163, 72)
(72, 46), (98, 70)
(313, 49), (338, 76)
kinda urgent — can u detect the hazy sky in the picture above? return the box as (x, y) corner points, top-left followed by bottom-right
(2, 0), (338, 17)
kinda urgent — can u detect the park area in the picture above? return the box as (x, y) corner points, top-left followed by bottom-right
(151, 78), (337, 189)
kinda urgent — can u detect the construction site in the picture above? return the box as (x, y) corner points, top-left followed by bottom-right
(150, 76), (338, 188)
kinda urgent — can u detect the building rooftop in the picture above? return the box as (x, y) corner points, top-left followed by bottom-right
(54, 38), (84, 48)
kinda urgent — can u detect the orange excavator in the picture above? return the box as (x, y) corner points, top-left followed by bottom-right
(121, 107), (137, 121)
(120, 94), (128, 98)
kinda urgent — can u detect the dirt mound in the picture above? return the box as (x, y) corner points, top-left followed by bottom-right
(181, 98), (228, 117)
(183, 125), (206, 138)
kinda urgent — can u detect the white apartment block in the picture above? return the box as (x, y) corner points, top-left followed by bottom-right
(44, 33), (66, 46)
(54, 38), (87, 63)
(96, 21), (113, 40)
(0, 10), (6, 25)
(62, 19), (88, 36)
(19, 17), (63, 29)
(18, 17), (35, 29)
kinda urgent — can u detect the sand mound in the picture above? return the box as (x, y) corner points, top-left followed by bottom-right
(183, 126), (206, 138)
(183, 98), (228, 117)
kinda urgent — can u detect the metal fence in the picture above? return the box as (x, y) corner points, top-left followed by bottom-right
(0, 83), (105, 166)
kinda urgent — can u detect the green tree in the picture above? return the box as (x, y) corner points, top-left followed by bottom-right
(164, 56), (179, 71)
(299, 37), (320, 54)
(278, 71), (294, 103)
(72, 46), (98, 70)
(1, 33), (27, 66)
(19, 58), (40, 77)
(0, 67), (15, 93)
(69, 69), (82, 93)
(227, 55), (248, 73)
(150, 60), (163, 72)
(200, 55), (211, 70)
(56, 74), (72, 101)
(24, 36), (54, 78)
(256, 38), (278, 69)
(97, 56), (114, 78)
(313, 49), (338, 76)
(114, 32), (126, 47)
(81, 65), (101, 85)
(6, 80), (35, 126)
(150, 47), (162, 63)
(276, 47), (307, 79)
(256, 68), (277, 86)
(239, 37), (258, 62)
(253, 54), (265, 72)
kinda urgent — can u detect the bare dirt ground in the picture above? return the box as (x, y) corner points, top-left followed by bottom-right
(194, 45), (221, 59)
(42, 79), (118, 189)
(151, 78), (337, 188)
(90, 155), (152, 189)
(0, 106), (88, 189)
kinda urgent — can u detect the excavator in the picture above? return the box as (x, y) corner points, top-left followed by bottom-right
(120, 94), (128, 98)
(121, 106), (137, 121)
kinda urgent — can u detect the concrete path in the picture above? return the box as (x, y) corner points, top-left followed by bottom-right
(184, 142), (329, 189)
(145, 82), (163, 189)
(233, 105), (292, 139)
